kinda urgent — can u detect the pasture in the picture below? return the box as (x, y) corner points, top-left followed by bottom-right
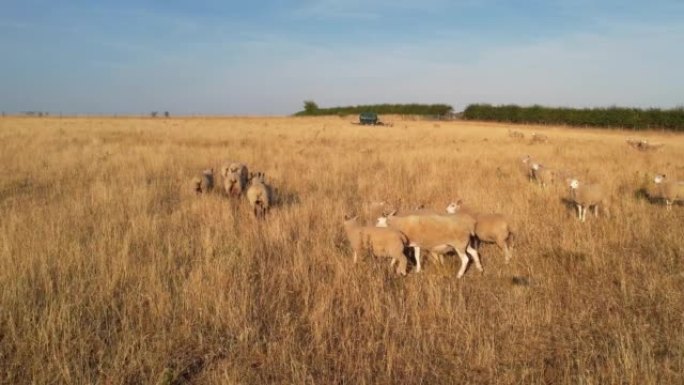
(1, 116), (683, 384)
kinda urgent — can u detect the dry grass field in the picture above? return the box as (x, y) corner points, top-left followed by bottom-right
(1, 116), (683, 384)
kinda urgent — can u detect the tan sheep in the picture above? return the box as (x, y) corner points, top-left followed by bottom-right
(521, 155), (537, 180)
(653, 174), (684, 211)
(246, 172), (272, 218)
(530, 163), (557, 188)
(343, 215), (409, 276)
(568, 178), (610, 222)
(221, 162), (249, 197)
(627, 138), (663, 152)
(376, 213), (479, 278)
(192, 168), (214, 194)
(446, 200), (515, 263)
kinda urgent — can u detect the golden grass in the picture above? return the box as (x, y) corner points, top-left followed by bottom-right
(1, 116), (683, 384)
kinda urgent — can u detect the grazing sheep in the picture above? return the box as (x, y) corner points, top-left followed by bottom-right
(653, 174), (684, 211)
(568, 179), (610, 222)
(192, 168), (214, 194)
(377, 213), (479, 278)
(508, 129), (525, 139)
(343, 215), (409, 276)
(246, 172), (272, 218)
(626, 138), (664, 152)
(446, 201), (515, 263)
(221, 162), (249, 197)
(530, 133), (549, 143)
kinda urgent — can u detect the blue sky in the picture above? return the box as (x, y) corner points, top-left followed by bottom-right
(1, 0), (683, 115)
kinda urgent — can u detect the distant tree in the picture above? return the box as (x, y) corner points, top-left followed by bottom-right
(150, 111), (158, 118)
(303, 100), (319, 114)
(164, 111), (170, 118)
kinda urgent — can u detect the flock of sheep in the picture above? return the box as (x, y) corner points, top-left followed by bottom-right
(191, 132), (682, 279)
(192, 162), (272, 218)
(343, 132), (682, 278)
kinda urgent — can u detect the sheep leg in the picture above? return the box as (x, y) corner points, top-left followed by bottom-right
(593, 204), (599, 217)
(414, 246), (422, 273)
(395, 254), (408, 276)
(666, 200), (672, 211)
(497, 239), (512, 263)
(353, 250), (358, 263)
(455, 249), (470, 279)
(467, 245), (483, 272)
(575, 204), (582, 220)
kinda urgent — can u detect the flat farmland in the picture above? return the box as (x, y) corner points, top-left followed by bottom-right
(1, 116), (683, 384)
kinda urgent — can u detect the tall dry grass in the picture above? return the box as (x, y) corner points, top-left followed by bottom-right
(1, 116), (683, 384)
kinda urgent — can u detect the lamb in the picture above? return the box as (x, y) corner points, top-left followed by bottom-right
(376, 213), (480, 278)
(568, 179), (610, 222)
(221, 162), (249, 197)
(343, 215), (409, 276)
(246, 172), (272, 218)
(653, 174), (684, 211)
(192, 168), (214, 194)
(446, 200), (515, 263)
(530, 133), (549, 143)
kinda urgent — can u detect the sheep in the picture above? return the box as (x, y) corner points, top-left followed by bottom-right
(376, 213), (480, 278)
(530, 133), (549, 143)
(446, 200), (515, 263)
(521, 155), (537, 180)
(508, 129), (525, 139)
(246, 172), (272, 218)
(221, 162), (249, 197)
(653, 174), (684, 211)
(568, 179), (610, 222)
(530, 163), (557, 188)
(343, 215), (409, 276)
(626, 138), (664, 152)
(192, 168), (214, 194)
(373, 205), (448, 265)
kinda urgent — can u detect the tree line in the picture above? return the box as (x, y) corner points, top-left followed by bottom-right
(294, 101), (454, 117)
(462, 104), (684, 131)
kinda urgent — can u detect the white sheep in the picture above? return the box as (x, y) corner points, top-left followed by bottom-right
(446, 200), (515, 263)
(221, 162), (249, 197)
(246, 172), (272, 218)
(376, 213), (480, 278)
(653, 174), (684, 211)
(568, 178), (610, 222)
(192, 168), (214, 194)
(343, 215), (409, 276)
